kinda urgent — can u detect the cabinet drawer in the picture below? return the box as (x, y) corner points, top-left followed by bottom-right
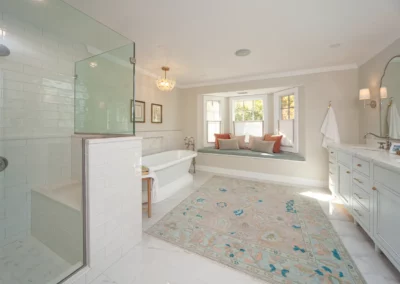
(374, 165), (400, 194)
(353, 198), (370, 232)
(352, 183), (370, 211)
(338, 151), (352, 167)
(353, 157), (370, 177)
(352, 171), (370, 193)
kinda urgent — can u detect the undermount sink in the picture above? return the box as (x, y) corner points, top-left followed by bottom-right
(351, 146), (381, 151)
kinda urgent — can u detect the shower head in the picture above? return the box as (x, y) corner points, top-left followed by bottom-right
(0, 44), (10, 56)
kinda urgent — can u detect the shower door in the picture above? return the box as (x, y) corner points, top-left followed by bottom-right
(74, 43), (136, 135)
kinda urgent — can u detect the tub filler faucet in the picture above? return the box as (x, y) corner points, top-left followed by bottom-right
(184, 137), (196, 174)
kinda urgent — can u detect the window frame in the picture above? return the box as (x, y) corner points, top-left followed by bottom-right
(203, 96), (225, 147)
(229, 95), (268, 137)
(273, 87), (299, 153)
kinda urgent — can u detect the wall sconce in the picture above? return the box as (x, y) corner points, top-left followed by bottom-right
(359, 88), (376, 108)
(380, 87), (388, 99)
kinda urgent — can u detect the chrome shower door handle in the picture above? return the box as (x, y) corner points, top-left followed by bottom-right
(0, 157), (8, 172)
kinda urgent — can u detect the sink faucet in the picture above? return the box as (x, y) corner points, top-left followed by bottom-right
(364, 132), (392, 150)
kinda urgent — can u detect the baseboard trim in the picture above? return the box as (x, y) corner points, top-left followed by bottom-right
(196, 165), (327, 188)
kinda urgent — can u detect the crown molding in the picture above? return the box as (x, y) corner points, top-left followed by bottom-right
(135, 65), (158, 79)
(178, 64), (359, 89)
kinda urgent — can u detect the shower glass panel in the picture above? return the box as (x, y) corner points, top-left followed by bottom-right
(75, 43), (135, 135)
(0, 0), (133, 283)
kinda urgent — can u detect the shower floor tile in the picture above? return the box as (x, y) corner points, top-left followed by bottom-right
(0, 236), (71, 284)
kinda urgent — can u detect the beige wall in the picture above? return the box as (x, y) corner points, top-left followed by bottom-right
(134, 72), (184, 154)
(358, 38), (400, 141)
(181, 69), (359, 182)
(135, 72), (182, 132)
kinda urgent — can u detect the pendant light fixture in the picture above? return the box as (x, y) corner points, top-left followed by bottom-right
(156, 66), (176, 92)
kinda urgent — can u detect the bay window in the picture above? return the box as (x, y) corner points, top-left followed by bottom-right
(231, 98), (265, 142)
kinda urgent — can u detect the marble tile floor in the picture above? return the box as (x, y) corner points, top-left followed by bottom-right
(92, 172), (400, 284)
(0, 236), (72, 284)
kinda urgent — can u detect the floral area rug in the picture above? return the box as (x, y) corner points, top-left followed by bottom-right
(146, 176), (365, 284)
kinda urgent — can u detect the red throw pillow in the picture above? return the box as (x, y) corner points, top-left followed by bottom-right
(264, 134), (283, 153)
(214, 133), (231, 149)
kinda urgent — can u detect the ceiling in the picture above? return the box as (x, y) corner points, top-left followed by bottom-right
(63, 0), (400, 88)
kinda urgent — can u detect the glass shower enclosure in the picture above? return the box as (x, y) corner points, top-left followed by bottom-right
(0, 0), (135, 283)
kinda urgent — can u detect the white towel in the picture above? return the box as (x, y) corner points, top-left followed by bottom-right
(321, 107), (341, 148)
(388, 101), (400, 139)
(142, 171), (159, 203)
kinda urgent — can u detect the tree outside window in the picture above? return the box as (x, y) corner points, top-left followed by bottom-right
(280, 95), (295, 120)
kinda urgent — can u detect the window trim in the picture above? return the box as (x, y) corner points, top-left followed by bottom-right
(229, 95), (268, 135)
(203, 96), (225, 147)
(273, 87), (299, 153)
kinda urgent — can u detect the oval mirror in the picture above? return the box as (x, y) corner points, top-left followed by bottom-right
(380, 56), (400, 139)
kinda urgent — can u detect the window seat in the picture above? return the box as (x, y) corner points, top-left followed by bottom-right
(197, 147), (305, 161)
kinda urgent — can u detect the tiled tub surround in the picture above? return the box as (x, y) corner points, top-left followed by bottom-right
(64, 136), (143, 284)
(137, 130), (184, 156)
(328, 143), (400, 274)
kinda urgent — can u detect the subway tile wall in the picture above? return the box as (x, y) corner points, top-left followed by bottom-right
(65, 137), (142, 284)
(0, 12), (90, 246)
(137, 130), (184, 156)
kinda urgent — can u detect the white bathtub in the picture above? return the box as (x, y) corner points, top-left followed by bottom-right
(142, 150), (197, 203)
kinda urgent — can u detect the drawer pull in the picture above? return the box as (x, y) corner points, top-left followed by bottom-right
(330, 152), (334, 154)
(353, 178), (363, 184)
(354, 193), (363, 200)
(372, 186), (377, 191)
(329, 171), (333, 175)
(346, 171), (351, 174)
(357, 164), (362, 167)
(354, 209), (362, 217)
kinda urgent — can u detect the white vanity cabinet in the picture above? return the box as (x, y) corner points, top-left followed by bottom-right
(351, 156), (372, 234)
(328, 145), (400, 272)
(337, 163), (352, 208)
(335, 150), (353, 208)
(372, 165), (400, 271)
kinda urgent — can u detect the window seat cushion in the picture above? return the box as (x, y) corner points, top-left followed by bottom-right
(197, 147), (305, 161)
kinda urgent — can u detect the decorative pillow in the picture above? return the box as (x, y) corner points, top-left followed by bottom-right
(214, 133), (230, 149)
(264, 134), (283, 153)
(251, 140), (275, 153)
(218, 139), (239, 150)
(229, 135), (246, 149)
(248, 135), (263, 149)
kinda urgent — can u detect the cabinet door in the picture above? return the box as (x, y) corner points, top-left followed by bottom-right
(338, 163), (351, 206)
(373, 183), (400, 269)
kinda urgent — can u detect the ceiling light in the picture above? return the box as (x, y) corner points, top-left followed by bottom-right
(89, 62), (97, 68)
(329, 43), (341, 48)
(235, 49), (251, 57)
(0, 29), (6, 40)
(156, 66), (176, 92)
(237, 91), (248, 95)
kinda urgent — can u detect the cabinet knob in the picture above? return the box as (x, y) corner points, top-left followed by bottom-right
(357, 164), (362, 167)
(346, 171), (351, 174)
(372, 186), (377, 191)
(330, 152), (334, 154)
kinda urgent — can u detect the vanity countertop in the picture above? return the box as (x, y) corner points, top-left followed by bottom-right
(328, 143), (400, 173)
